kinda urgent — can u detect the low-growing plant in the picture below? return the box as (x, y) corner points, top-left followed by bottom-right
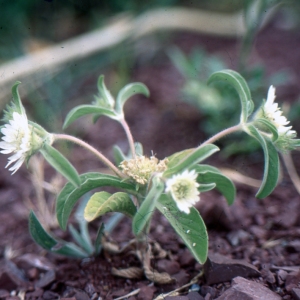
(1, 70), (299, 281)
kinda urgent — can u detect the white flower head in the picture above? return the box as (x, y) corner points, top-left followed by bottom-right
(263, 85), (292, 134)
(165, 169), (200, 214)
(255, 85), (300, 151)
(0, 111), (31, 174)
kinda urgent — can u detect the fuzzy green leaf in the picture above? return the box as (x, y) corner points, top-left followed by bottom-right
(194, 165), (236, 205)
(29, 211), (88, 258)
(97, 75), (115, 108)
(132, 177), (164, 236)
(134, 142), (143, 156)
(113, 145), (127, 166)
(247, 124), (279, 198)
(63, 105), (118, 129)
(84, 192), (136, 222)
(11, 81), (26, 115)
(198, 182), (216, 193)
(156, 194), (208, 264)
(164, 144), (219, 177)
(255, 118), (279, 142)
(208, 69), (253, 123)
(115, 83), (149, 114)
(167, 148), (194, 169)
(40, 144), (80, 188)
(94, 223), (105, 255)
(56, 172), (136, 230)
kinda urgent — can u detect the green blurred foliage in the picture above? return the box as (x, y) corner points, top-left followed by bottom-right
(168, 47), (291, 156)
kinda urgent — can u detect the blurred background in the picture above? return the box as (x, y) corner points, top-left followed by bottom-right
(1, 0), (300, 164)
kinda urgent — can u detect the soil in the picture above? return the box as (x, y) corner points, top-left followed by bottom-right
(1, 17), (300, 300)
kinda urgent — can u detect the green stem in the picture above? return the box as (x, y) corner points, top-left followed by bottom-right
(53, 133), (125, 178)
(202, 124), (242, 146)
(119, 118), (136, 158)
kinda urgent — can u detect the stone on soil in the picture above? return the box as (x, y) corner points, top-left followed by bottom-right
(215, 276), (281, 300)
(204, 253), (260, 285)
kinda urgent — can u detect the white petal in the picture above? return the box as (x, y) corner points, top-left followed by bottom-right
(266, 85), (276, 107)
(9, 158), (25, 174)
(176, 201), (191, 214)
(0, 149), (14, 154)
(6, 152), (24, 167)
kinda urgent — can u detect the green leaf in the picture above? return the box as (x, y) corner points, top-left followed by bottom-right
(113, 145), (127, 166)
(11, 81), (25, 115)
(40, 144), (80, 188)
(156, 194), (208, 264)
(56, 172), (136, 230)
(164, 144), (219, 177)
(115, 83), (149, 114)
(254, 118), (279, 142)
(84, 192), (136, 222)
(167, 148), (194, 169)
(134, 142), (143, 156)
(132, 177), (164, 236)
(94, 223), (105, 255)
(208, 69), (253, 123)
(29, 211), (88, 258)
(97, 75), (115, 108)
(68, 224), (93, 256)
(194, 165), (236, 205)
(70, 195), (94, 255)
(247, 124), (279, 198)
(198, 183), (216, 193)
(63, 105), (118, 129)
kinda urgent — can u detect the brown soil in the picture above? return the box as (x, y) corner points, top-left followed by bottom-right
(1, 18), (300, 300)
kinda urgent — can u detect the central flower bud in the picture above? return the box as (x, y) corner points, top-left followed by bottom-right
(119, 155), (168, 185)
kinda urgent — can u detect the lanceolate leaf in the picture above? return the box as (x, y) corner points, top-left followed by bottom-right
(63, 105), (118, 129)
(97, 75), (115, 108)
(194, 165), (236, 205)
(40, 144), (80, 188)
(132, 177), (164, 236)
(56, 172), (136, 230)
(247, 124), (279, 198)
(84, 192), (137, 222)
(94, 223), (105, 255)
(208, 70), (253, 123)
(29, 211), (88, 258)
(254, 118), (279, 142)
(11, 81), (26, 115)
(156, 194), (208, 264)
(167, 148), (194, 169)
(134, 142), (143, 156)
(115, 83), (149, 115)
(198, 183), (216, 193)
(163, 144), (219, 177)
(113, 145), (127, 166)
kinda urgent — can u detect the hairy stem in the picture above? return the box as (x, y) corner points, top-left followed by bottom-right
(119, 118), (136, 158)
(53, 134), (125, 178)
(202, 124), (242, 146)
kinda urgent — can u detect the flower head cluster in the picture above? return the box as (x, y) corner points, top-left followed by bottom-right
(256, 85), (298, 151)
(0, 111), (32, 174)
(120, 155), (168, 185)
(263, 86), (295, 135)
(0, 106), (52, 174)
(165, 169), (200, 214)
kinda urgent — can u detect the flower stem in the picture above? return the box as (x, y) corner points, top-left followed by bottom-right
(202, 124), (243, 146)
(119, 118), (136, 158)
(53, 133), (125, 178)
